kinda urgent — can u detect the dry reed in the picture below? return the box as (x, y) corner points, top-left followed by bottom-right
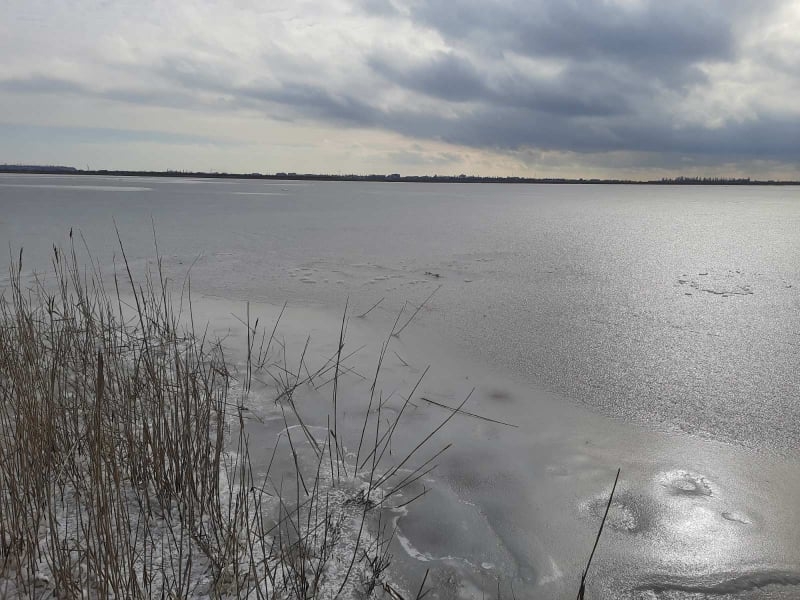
(0, 238), (449, 599)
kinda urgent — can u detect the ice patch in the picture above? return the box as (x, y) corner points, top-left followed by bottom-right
(538, 556), (564, 586)
(676, 270), (755, 297)
(395, 522), (435, 562)
(658, 470), (713, 498)
(585, 488), (656, 535)
(392, 507), (480, 570)
(635, 569), (800, 596)
(604, 500), (639, 532)
(721, 510), (751, 525)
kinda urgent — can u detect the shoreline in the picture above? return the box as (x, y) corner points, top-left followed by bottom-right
(2, 169), (799, 186)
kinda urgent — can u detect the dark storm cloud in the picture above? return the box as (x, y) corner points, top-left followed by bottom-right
(344, 0), (798, 164)
(367, 52), (490, 102)
(410, 1), (738, 64)
(367, 51), (636, 116)
(361, 97), (800, 161)
(363, 0), (748, 98)
(239, 83), (382, 127)
(233, 74), (800, 162)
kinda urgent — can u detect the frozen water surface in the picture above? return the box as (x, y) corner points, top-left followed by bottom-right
(2, 173), (800, 598)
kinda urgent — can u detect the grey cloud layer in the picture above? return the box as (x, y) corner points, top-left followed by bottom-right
(246, 0), (800, 163)
(0, 121), (223, 146)
(407, 1), (740, 68)
(352, 0), (799, 162)
(3, 0), (799, 169)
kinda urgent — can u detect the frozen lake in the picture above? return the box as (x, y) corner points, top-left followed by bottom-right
(2, 173), (800, 598)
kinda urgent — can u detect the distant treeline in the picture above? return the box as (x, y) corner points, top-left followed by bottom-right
(658, 176), (754, 184)
(1, 165), (797, 185)
(0, 164), (78, 173)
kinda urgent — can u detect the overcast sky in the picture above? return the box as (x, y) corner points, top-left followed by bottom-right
(2, 0), (799, 178)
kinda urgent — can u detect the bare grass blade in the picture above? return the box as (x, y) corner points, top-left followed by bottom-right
(577, 468), (621, 600)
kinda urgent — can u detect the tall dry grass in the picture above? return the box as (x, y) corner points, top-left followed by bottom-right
(0, 237), (452, 599)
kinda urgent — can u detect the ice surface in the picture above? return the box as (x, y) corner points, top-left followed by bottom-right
(3, 176), (800, 598)
(180, 295), (800, 599)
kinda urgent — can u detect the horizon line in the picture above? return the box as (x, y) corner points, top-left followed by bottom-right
(1, 165), (799, 185)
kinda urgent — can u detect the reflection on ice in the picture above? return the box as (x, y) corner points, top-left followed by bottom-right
(32, 287), (800, 599)
(206, 297), (800, 600)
